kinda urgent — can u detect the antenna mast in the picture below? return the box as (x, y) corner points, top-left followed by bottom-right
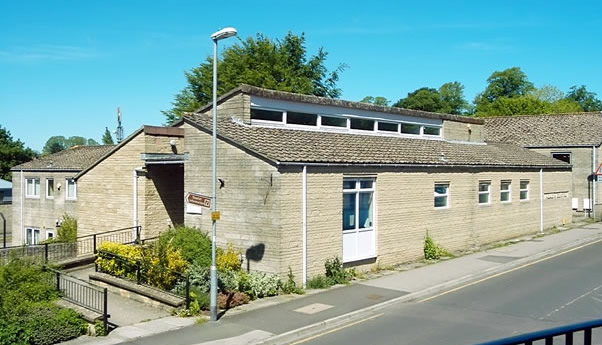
(115, 107), (124, 143)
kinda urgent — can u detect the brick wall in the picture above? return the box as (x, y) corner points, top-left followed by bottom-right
(443, 120), (484, 142)
(200, 93), (251, 123)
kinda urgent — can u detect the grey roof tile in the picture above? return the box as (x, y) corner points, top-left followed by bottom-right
(184, 114), (568, 168)
(484, 113), (602, 147)
(12, 145), (115, 171)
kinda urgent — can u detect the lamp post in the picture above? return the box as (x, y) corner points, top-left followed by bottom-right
(209, 26), (237, 322)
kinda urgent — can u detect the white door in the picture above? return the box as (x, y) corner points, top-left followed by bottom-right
(342, 179), (375, 262)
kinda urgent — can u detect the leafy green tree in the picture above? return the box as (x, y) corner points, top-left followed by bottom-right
(567, 85), (602, 112)
(393, 87), (445, 112)
(102, 127), (114, 145)
(360, 96), (390, 106)
(162, 32), (346, 123)
(439, 82), (469, 114)
(475, 95), (582, 117)
(531, 85), (565, 103)
(479, 67), (535, 103)
(0, 125), (38, 180)
(42, 135), (99, 155)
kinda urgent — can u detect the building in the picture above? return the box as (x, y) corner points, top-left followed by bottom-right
(0, 178), (11, 247)
(10, 85), (574, 282)
(11, 145), (114, 245)
(174, 85), (572, 279)
(485, 113), (602, 219)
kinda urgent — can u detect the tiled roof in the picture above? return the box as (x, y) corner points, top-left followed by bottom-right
(484, 113), (602, 147)
(194, 84), (483, 125)
(12, 145), (115, 171)
(183, 114), (569, 168)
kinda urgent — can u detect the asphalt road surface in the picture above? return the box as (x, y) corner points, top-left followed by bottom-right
(297, 241), (602, 345)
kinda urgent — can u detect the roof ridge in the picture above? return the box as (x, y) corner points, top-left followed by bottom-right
(482, 111), (602, 120)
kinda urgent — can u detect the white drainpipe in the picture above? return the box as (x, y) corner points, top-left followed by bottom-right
(302, 165), (307, 288)
(593, 146), (597, 220)
(133, 167), (144, 240)
(539, 168), (544, 234)
(20, 170), (24, 246)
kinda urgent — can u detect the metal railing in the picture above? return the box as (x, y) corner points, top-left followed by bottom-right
(0, 226), (141, 264)
(95, 249), (190, 309)
(474, 318), (602, 345)
(43, 266), (110, 335)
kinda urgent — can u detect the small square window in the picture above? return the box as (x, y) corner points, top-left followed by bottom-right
(520, 180), (529, 201)
(377, 122), (398, 132)
(500, 181), (511, 203)
(478, 181), (490, 204)
(400, 123), (421, 135)
(434, 183), (449, 208)
(423, 126), (441, 136)
(46, 230), (55, 241)
(321, 116), (347, 128)
(286, 111), (317, 126)
(552, 153), (571, 164)
(350, 118), (375, 131)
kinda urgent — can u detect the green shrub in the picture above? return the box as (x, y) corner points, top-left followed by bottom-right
(22, 303), (87, 345)
(248, 271), (280, 298)
(236, 271), (253, 298)
(157, 225), (211, 267)
(306, 275), (331, 289)
(281, 267), (304, 295)
(217, 244), (242, 271)
(95, 242), (142, 280)
(424, 233), (452, 260)
(218, 269), (238, 293)
(94, 320), (106, 336)
(325, 257), (349, 285)
(57, 214), (77, 242)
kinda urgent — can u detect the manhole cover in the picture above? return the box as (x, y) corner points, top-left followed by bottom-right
(294, 303), (333, 314)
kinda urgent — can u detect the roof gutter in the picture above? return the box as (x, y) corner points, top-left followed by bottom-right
(10, 168), (81, 173)
(276, 162), (571, 170)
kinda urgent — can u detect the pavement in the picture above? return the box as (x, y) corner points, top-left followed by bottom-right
(60, 219), (602, 345)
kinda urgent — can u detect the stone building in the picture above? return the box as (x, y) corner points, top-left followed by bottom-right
(11, 145), (113, 245)
(485, 113), (602, 219)
(174, 85), (572, 281)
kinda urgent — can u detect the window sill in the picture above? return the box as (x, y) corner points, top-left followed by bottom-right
(343, 254), (376, 264)
(25, 196), (40, 199)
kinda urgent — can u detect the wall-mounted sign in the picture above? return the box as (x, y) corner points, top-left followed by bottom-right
(544, 191), (569, 200)
(185, 192), (211, 214)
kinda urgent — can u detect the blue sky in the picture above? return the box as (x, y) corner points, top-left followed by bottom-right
(2, 1), (601, 151)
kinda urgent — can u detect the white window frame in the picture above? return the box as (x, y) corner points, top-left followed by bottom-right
(434, 183), (450, 208)
(250, 107), (285, 125)
(46, 178), (54, 199)
(520, 180), (529, 201)
(46, 229), (55, 241)
(25, 177), (40, 198)
(342, 177), (376, 262)
(25, 227), (41, 245)
(65, 179), (77, 200)
(551, 152), (571, 164)
(500, 180), (512, 203)
(478, 181), (491, 205)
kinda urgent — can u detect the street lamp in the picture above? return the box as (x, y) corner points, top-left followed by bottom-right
(209, 26), (237, 322)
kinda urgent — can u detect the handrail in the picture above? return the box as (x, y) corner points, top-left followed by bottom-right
(474, 318), (602, 345)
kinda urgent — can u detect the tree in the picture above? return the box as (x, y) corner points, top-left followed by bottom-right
(102, 127), (114, 145)
(567, 85), (602, 112)
(475, 94), (582, 117)
(360, 96), (389, 106)
(393, 88), (445, 112)
(0, 125), (38, 180)
(478, 67), (535, 103)
(439, 82), (469, 115)
(162, 32), (346, 123)
(42, 135), (99, 155)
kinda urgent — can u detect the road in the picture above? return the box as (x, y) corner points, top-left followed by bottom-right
(296, 240), (602, 345)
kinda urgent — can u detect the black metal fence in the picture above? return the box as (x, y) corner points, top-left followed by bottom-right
(474, 318), (602, 345)
(0, 226), (141, 264)
(95, 249), (190, 309)
(43, 267), (110, 335)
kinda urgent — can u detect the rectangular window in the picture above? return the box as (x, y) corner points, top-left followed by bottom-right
(400, 123), (421, 135)
(377, 122), (398, 132)
(46, 179), (54, 199)
(321, 115), (347, 128)
(26, 178), (40, 198)
(434, 183), (449, 208)
(66, 179), (77, 200)
(250, 108), (283, 122)
(343, 178), (374, 231)
(46, 229), (55, 241)
(286, 111), (317, 126)
(520, 180), (529, 200)
(423, 126), (441, 136)
(350, 118), (375, 131)
(478, 181), (491, 204)
(26, 228), (40, 245)
(552, 152), (571, 164)
(500, 180), (511, 203)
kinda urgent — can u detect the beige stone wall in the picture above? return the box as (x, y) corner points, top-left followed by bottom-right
(78, 131), (185, 238)
(181, 122), (282, 274)
(529, 147), (595, 215)
(200, 94), (251, 123)
(11, 171), (78, 245)
(443, 120), (484, 142)
(278, 167), (572, 279)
